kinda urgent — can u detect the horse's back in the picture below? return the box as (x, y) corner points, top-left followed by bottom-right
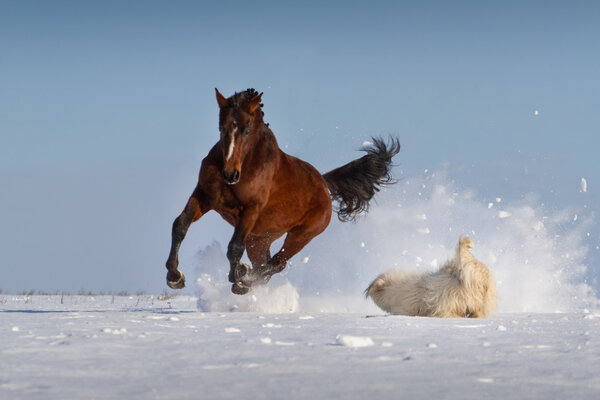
(276, 150), (331, 205)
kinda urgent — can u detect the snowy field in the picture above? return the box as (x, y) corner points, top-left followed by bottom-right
(2, 293), (600, 400)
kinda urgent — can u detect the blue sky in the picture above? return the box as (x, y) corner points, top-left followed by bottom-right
(1, 1), (598, 294)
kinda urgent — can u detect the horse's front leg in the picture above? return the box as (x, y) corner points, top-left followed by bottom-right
(165, 188), (207, 289)
(227, 205), (261, 295)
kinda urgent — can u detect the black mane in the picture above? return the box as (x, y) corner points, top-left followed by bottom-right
(230, 88), (264, 117)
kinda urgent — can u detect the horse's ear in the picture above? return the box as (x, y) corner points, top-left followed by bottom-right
(215, 88), (229, 109)
(247, 92), (263, 114)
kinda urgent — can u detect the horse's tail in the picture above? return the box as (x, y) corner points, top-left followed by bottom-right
(322, 136), (400, 222)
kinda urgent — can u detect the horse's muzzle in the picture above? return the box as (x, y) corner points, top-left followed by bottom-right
(222, 169), (241, 185)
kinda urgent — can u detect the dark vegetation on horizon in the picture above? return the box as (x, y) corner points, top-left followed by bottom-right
(0, 288), (179, 299)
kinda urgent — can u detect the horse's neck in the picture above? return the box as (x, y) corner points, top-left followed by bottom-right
(258, 124), (280, 153)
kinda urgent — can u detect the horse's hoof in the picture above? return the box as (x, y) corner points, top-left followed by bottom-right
(167, 271), (186, 289)
(229, 262), (251, 283)
(231, 283), (250, 295)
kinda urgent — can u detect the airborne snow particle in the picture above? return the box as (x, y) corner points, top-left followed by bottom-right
(498, 211), (511, 219)
(534, 109), (540, 116)
(532, 221), (544, 232)
(301, 257), (310, 264)
(362, 140), (374, 146)
(581, 178), (587, 193)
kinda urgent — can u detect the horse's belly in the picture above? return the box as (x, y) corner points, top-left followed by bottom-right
(251, 190), (332, 236)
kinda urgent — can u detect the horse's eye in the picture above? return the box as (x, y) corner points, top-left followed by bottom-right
(245, 128), (251, 135)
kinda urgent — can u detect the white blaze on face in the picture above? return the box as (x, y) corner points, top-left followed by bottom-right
(226, 126), (237, 161)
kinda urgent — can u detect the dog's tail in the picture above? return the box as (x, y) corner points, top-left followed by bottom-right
(364, 276), (388, 299)
(457, 236), (475, 265)
(323, 137), (400, 222)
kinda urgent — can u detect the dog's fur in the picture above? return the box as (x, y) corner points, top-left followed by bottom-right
(365, 237), (497, 318)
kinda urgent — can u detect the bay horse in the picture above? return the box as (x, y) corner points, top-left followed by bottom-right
(166, 88), (400, 295)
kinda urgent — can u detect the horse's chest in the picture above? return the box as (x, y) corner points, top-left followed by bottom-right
(214, 191), (242, 225)
(213, 185), (262, 226)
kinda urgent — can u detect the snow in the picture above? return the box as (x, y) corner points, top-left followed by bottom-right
(336, 334), (375, 348)
(497, 210), (511, 219)
(2, 166), (599, 399)
(2, 294), (600, 399)
(581, 177), (588, 193)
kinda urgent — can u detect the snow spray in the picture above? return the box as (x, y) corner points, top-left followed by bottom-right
(195, 169), (597, 313)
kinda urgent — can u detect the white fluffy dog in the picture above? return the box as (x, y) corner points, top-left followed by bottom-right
(365, 236), (497, 318)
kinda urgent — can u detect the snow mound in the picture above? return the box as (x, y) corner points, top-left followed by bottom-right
(336, 334), (374, 348)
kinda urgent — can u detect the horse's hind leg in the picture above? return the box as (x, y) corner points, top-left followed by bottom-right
(246, 234), (277, 268)
(244, 220), (329, 286)
(165, 187), (207, 289)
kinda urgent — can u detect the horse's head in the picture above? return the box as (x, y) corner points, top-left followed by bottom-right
(215, 88), (264, 185)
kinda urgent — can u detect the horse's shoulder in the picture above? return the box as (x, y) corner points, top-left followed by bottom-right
(198, 143), (223, 172)
(197, 143), (225, 189)
(281, 152), (321, 177)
